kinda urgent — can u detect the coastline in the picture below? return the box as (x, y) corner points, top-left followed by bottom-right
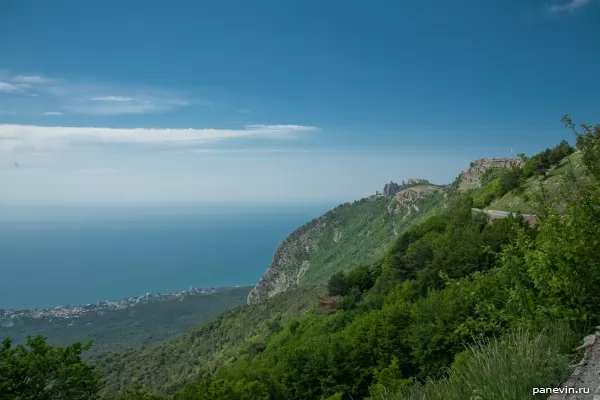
(0, 285), (249, 325)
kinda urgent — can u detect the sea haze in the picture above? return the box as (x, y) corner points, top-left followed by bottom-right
(0, 204), (332, 310)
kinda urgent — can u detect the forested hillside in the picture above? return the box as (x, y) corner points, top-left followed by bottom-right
(248, 183), (445, 303)
(2, 117), (598, 400)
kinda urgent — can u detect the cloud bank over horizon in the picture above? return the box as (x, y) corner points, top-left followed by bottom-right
(0, 123), (319, 153)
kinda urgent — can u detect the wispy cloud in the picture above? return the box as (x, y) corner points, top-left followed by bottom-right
(42, 112), (63, 116)
(238, 109), (252, 114)
(0, 124), (318, 152)
(548, 0), (593, 12)
(0, 81), (29, 93)
(12, 75), (47, 84)
(0, 71), (197, 116)
(89, 96), (135, 102)
(188, 147), (315, 155)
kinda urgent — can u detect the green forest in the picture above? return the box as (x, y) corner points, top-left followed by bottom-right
(2, 117), (599, 400)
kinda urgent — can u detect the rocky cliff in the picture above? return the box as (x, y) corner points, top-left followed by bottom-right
(247, 217), (326, 304)
(458, 157), (521, 190)
(247, 184), (445, 304)
(389, 185), (441, 213)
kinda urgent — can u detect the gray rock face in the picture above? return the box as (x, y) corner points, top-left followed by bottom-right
(459, 158), (521, 189)
(389, 185), (440, 214)
(247, 217), (326, 304)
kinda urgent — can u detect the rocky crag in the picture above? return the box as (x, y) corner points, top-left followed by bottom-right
(247, 217), (326, 304)
(458, 157), (521, 190)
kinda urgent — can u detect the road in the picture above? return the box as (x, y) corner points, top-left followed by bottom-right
(471, 208), (537, 220)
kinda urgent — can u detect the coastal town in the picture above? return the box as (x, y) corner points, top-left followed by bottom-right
(0, 286), (240, 327)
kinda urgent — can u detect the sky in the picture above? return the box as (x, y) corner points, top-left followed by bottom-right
(0, 0), (599, 206)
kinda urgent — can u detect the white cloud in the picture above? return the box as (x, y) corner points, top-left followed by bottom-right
(0, 124), (318, 152)
(187, 147), (314, 155)
(90, 96), (135, 102)
(0, 81), (27, 93)
(64, 96), (191, 115)
(12, 75), (47, 84)
(42, 112), (63, 116)
(548, 0), (593, 12)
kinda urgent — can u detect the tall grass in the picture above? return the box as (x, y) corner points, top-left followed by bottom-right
(379, 326), (576, 400)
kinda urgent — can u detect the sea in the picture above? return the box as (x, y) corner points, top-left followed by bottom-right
(0, 204), (332, 310)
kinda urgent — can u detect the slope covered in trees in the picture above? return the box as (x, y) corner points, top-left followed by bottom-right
(160, 119), (598, 400)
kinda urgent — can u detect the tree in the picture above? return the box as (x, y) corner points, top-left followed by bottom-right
(563, 114), (600, 179)
(327, 271), (347, 296)
(0, 336), (101, 400)
(104, 383), (164, 400)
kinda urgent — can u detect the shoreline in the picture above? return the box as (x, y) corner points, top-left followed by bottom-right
(0, 285), (251, 323)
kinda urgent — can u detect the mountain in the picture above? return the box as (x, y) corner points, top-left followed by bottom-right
(247, 181), (445, 304)
(89, 132), (598, 398)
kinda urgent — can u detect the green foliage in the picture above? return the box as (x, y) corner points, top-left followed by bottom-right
(522, 140), (575, 179)
(327, 272), (347, 297)
(103, 383), (164, 400)
(473, 167), (523, 208)
(302, 189), (445, 286)
(160, 192), (533, 399)
(96, 287), (317, 396)
(383, 327), (574, 400)
(0, 335), (101, 400)
(172, 376), (271, 400)
(563, 114), (600, 180)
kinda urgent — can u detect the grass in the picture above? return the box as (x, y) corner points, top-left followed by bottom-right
(302, 189), (445, 285)
(377, 326), (576, 400)
(490, 152), (588, 214)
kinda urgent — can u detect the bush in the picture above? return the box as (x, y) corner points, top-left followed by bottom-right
(381, 326), (575, 400)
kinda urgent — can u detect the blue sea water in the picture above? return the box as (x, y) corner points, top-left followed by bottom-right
(0, 204), (332, 310)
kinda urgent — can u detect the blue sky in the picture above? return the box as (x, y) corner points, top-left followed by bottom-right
(0, 0), (599, 205)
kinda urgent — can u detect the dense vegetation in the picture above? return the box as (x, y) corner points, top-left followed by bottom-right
(2, 117), (598, 400)
(0, 336), (101, 399)
(471, 139), (576, 209)
(302, 188), (445, 285)
(97, 287), (319, 395)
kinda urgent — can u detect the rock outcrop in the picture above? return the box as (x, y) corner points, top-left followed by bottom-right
(389, 185), (441, 214)
(247, 217), (326, 304)
(548, 329), (600, 400)
(383, 181), (402, 196)
(459, 158), (521, 190)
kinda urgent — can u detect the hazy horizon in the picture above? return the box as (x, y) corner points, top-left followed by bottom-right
(2, 1), (599, 206)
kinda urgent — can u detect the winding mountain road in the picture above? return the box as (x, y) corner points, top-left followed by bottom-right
(471, 208), (538, 225)
(472, 208), (536, 219)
